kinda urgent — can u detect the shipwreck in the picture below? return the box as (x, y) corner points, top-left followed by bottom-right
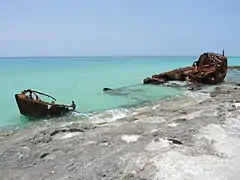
(143, 51), (228, 86)
(15, 89), (76, 119)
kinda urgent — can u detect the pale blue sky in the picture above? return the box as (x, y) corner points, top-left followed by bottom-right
(0, 0), (239, 57)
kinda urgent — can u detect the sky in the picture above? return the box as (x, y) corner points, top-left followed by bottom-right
(0, 0), (239, 57)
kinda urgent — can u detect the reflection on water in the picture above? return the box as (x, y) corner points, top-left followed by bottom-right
(226, 70), (240, 83)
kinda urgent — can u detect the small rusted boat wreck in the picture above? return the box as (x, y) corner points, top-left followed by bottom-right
(15, 89), (76, 119)
(143, 51), (228, 85)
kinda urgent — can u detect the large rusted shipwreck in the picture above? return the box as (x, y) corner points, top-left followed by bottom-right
(15, 89), (76, 119)
(143, 51), (228, 85)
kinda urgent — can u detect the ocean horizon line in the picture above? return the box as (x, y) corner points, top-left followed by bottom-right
(0, 55), (239, 59)
(0, 55), (197, 59)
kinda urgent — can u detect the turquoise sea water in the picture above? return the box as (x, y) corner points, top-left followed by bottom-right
(0, 56), (240, 128)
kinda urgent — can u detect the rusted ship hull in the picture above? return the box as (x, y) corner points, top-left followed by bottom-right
(15, 89), (76, 119)
(143, 52), (228, 85)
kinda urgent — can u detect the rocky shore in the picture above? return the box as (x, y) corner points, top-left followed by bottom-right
(1, 85), (240, 180)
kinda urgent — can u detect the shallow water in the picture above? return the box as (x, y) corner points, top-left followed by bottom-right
(0, 56), (239, 128)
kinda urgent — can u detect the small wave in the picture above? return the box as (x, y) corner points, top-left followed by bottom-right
(88, 108), (131, 123)
(71, 111), (91, 118)
(183, 90), (210, 102)
(165, 81), (188, 87)
(71, 108), (131, 124)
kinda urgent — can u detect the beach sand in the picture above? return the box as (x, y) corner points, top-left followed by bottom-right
(1, 85), (240, 180)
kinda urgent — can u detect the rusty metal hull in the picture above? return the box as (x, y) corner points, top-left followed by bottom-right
(15, 90), (76, 119)
(143, 52), (228, 85)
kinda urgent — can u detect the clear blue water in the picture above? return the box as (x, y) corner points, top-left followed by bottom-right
(0, 56), (240, 128)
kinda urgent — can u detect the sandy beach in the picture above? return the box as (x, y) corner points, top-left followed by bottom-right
(1, 85), (240, 180)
